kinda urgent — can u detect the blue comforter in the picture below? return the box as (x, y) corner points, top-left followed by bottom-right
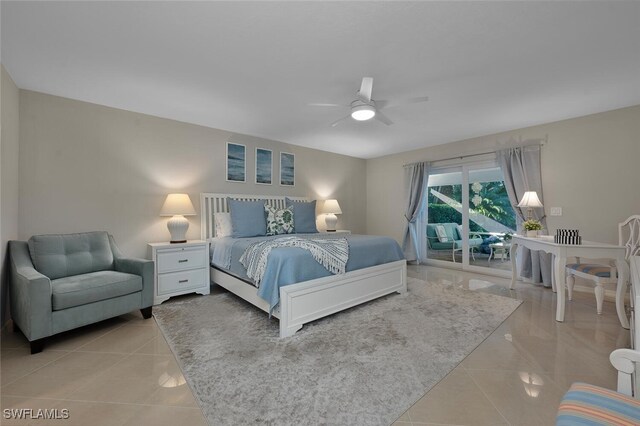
(210, 234), (404, 312)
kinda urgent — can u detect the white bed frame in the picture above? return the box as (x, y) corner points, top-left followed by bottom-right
(200, 193), (407, 338)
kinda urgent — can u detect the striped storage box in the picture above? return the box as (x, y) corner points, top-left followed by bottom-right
(557, 383), (640, 425)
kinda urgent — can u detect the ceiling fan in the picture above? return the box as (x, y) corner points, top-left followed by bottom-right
(309, 77), (429, 127)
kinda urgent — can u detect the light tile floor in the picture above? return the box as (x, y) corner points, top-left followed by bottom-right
(394, 265), (629, 426)
(0, 265), (630, 425)
(1, 313), (206, 426)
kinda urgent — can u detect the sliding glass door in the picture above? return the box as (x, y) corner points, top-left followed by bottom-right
(424, 161), (517, 276)
(426, 169), (463, 265)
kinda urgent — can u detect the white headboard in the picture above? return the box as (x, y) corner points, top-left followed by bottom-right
(200, 193), (309, 240)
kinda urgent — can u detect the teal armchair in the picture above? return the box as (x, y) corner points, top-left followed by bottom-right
(9, 231), (154, 354)
(426, 223), (483, 262)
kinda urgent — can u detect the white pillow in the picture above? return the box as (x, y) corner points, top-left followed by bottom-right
(435, 225), (449, 243)
(215, 213), (233, 237)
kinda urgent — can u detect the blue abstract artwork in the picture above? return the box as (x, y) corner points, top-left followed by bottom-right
(255, 148), (272, 185)
(226, 142), (246, 182)
(280, 152), (295, 186)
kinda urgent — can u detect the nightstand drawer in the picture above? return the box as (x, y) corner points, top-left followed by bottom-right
(158, 268), (208, 295)
(157, 247), (207, 273)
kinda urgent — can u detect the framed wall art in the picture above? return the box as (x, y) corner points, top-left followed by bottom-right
(280, 152), (295, 186)
(226, 142), (246, 183)
(255, 148), (273, 185)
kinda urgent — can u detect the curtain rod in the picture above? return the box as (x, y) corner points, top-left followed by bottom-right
(402, 138), (547, 168)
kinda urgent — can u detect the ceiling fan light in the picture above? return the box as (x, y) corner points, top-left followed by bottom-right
(351, 105), (376, 121)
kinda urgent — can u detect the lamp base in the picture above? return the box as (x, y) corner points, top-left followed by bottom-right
(167, 215), (189, 243)
(325, 213), (338, 232)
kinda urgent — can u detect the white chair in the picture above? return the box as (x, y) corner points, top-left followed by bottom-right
(610, 255), (640, 397)
(566, 215), (640, 315)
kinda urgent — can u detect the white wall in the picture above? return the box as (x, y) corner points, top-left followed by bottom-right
(18, 91), (367, 258)
(366, 105), (640, 245)
(1, 65), (20, 324)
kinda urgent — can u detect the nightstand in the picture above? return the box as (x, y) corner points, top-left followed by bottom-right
(321, 230), (351, 235)
(148, 240), (210, 305)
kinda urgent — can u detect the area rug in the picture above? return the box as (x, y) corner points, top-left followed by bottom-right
(153, 277), (521, 426)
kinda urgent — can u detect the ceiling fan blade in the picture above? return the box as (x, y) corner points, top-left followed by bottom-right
(330, 116), (351, 127)
(357, 77), (374, 103)
(376, 96), (429, 109)
(374, 111), (393, 126)
(308, 103), (345, 108)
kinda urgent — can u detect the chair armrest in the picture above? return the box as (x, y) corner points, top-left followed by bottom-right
(610, 348), (640, 396)
(114, 257), (154, 308)
(108, 234), (154, 308)
(8, 241), (53, 341)
(610, 348), (640, 374)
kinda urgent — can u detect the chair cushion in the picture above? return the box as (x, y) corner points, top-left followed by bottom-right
(435, 225), (449, 242)
(51, 271), (142, 310)
(430, 241), (461, 250)
(556, 383), (640, 425)
(567, 263), (616, 278)
(28, 232), (114, 280)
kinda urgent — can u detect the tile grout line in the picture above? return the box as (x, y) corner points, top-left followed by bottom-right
(465, 368), (512, 426)
(2, 320), (137, 390)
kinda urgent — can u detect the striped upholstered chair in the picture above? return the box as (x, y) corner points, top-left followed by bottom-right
(556, 382), (640, 425)
(557, 256), (640, 425)
(566, 215), (640, 316)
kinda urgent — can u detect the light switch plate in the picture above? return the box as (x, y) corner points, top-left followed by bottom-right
(550, 207), (562, 216)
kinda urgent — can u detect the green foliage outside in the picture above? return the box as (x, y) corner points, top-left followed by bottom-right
(427, 181), (517, 232)
(427, 204), (484, 232)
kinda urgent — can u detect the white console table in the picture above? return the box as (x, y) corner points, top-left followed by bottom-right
(509, 235), (630, 328)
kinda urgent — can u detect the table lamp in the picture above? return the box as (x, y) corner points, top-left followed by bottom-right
(517, 191), (543, 221)
(323, 199), (342, 232)
(160, 193), (196, 243)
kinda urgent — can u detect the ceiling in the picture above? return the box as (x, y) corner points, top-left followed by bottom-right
(2, 1), (640, 159)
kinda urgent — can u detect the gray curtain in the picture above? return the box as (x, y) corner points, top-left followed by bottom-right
(498, 145), (553, 286)
(402, 162), (429, 262)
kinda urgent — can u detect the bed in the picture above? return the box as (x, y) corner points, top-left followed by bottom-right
(200, 193), (407, 338)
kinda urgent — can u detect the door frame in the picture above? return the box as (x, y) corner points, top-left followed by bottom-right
(423, 159), (513, 279)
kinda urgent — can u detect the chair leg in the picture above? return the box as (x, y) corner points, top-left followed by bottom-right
(566, 275), (574, 301)
(30, 338), (45, 355)
(140, 306), (153, 319)
(595, 284), (604, 315)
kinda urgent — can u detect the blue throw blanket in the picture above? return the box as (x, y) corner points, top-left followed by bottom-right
(240, 236), (349, 285)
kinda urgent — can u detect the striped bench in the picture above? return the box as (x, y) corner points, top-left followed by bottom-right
(557, 383), (640, 425)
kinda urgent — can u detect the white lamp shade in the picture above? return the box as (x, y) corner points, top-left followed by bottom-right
(160, 193), (196, 216)
(517, 191), (543, 208)
(323, 199), (342, 215)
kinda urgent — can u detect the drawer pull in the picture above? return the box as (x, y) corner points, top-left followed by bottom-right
(178, 259), (189, 263)
(179, 279), (189, 283)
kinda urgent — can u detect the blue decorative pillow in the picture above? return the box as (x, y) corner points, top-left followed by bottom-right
(285, 198), (318, 233)
(227, 198), (267, 238)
